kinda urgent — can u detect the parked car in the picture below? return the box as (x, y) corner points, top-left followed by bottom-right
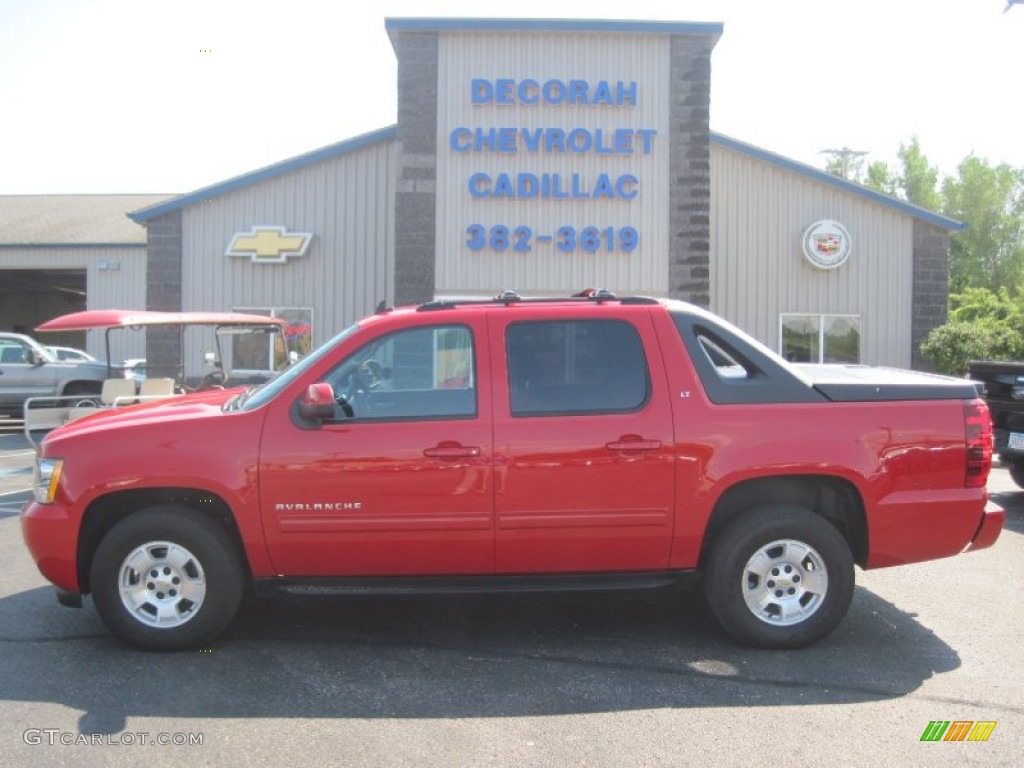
(121, 358), (147, 383)
(46, 346), (97, 362)
(22, 292), (1003, 651)
(0, 332), (107, 419)
(967, 359), (1024, 487)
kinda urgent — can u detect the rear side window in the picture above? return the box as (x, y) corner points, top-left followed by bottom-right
(506, 320), (649, 416)
(670, 311), (824, 404)
(697, 335), (751, 380)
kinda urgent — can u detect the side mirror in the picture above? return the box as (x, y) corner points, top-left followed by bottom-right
(298, 382), (336, 422)
(30, 350), (46, 366)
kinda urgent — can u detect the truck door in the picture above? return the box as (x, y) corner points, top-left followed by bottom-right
(0, 338), (56, 413)
(258, 318), (495, 576)
(489, 310), (675, 573)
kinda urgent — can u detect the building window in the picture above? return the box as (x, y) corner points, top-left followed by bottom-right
(232, 307), (313, 370)
(780, 314), (860, 364)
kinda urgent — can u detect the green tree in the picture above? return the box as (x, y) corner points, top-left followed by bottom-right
(943, 157), (1024, 293)
(854, 137), (940, 207)
(949, 286), (1024, 323)
(864, 160), (897, 195)
(896, 136), (941, 211)
(821, 139), (1024, 305)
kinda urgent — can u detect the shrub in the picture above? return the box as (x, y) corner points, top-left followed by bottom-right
(922, 318), (1024, 375)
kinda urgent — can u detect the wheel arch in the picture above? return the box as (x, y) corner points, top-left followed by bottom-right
(77, 488), (249, 594)
(699, 474), (868, 569)
(59, 379), (104, 397)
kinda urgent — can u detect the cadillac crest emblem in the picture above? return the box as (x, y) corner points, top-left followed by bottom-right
(801, 220), (852, 270)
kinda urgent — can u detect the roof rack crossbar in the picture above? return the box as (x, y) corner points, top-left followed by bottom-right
(416, 291), (659, 312)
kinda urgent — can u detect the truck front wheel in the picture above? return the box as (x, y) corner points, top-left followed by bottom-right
(705, 505), (854, 649)
(90, 505), (244, 651)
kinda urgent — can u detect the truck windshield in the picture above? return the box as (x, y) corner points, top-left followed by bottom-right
(239, 324), (358, 411)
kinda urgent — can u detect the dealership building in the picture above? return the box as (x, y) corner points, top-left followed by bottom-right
(0, 18), (962, 374)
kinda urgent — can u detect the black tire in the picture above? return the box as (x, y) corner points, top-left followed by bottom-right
(63, 381), (103, 397)
(704, 505), (854, 649)
(1008, 459), (1024, 490)
(90, 505), (245, 651)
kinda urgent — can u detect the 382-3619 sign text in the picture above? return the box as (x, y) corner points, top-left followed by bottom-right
(453, 77), (654, 255)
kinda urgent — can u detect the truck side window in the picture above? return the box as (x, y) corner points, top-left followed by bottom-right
(322, 324), (476, 420)
(507, 320), (649, 416)
(697, 335), (751, 380)
(0, 341), (30, 364)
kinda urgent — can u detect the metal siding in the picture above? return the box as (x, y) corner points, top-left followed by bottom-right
(711, 144), (913, 367)
(0, 246), (147, 362)
(181, 140), (396, 373)
(435, 32), (669, 297)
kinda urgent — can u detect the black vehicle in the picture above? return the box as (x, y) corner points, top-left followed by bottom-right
(968, 359), (1024, 487)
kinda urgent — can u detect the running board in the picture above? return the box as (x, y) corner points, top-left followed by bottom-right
(255, 570), (695, 597)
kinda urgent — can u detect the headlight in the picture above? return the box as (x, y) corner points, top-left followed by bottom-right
(34, 457), (64, 504)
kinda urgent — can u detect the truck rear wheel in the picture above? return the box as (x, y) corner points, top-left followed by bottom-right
(90, 505), (244, 651)
(1008, 460), (1024, 490)
(705, 505), (854, 649)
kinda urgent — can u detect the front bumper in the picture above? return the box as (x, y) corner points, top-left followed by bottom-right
(20, 500), (81, 593)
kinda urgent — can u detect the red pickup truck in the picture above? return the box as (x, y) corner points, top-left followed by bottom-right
(21, 292), (1004, 651)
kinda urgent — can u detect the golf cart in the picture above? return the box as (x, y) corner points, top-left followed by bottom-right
(23, 309), (290, 445)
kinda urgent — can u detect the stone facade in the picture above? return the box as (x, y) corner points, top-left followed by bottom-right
(391, 25), (720, 307)
(911, 220), (951, 371)
(391, 30), (438, 307)
(667, 34), (717, 308)
(144, 210), (182, 375)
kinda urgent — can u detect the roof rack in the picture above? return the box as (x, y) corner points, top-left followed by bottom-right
(416, 289), (659, 312)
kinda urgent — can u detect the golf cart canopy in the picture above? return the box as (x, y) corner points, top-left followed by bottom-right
(36, 310), (290, 386)
(36, 310), (286, 332)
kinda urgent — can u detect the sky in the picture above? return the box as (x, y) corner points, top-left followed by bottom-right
(0, 0), (1021, 196)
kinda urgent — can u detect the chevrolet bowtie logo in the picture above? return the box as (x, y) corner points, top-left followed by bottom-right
(226, 226), (313, 264)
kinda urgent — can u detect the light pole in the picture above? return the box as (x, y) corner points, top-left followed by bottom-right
(819, 147), (868, 180)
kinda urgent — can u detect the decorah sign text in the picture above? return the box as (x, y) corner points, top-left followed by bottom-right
(452, 77), (653, 254)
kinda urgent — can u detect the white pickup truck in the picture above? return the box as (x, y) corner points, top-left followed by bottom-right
(0, 332), (107, 419)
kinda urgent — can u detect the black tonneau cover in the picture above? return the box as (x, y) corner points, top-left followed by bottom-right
(796, 365), (982, 402)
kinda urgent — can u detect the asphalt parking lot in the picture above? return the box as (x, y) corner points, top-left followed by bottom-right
(1, 427), (1021, 767)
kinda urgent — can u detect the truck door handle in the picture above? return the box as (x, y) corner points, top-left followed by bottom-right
(605, 439), (662, 452)
(423, 443), (481, 459)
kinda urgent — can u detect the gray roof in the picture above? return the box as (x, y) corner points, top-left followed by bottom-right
(0, 194), (174, 245)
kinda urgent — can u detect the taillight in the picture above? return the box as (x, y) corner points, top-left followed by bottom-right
(964, 399), (993, 488)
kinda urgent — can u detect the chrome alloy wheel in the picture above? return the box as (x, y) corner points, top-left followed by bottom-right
(117, 541), (206, 627)
(741, 538), (828, 626)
